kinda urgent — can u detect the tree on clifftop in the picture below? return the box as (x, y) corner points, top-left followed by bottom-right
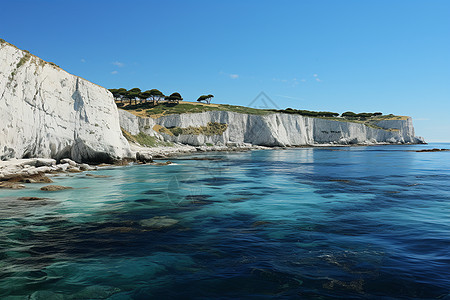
(117, 88), (128, 102)
(128, 88), (141, 105)
(341, 111), (357, 118)
(148, 89), (165, 104)
(197, 94), (214, 104)
(141, 90), (151, 102)
(166, 92), (183, 104)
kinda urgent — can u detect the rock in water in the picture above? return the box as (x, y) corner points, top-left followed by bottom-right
(34, 158), (57, 167)
(79, 163), (95, 171)
(5, 173), (53, 183)
(60, 158), (77, 166)
(416, 148), (450, 152)
(136, 152), (153, 163)
(152, 161), (172, 166)
(18, 197), (47, 201)
(0, 182), (25, 189)
(40, 185), (73, 191)
(67, 167), (82, 173)
(139, 216), (179, 229)
(86, 174), (111, 178)
(0, 40), (131, 163)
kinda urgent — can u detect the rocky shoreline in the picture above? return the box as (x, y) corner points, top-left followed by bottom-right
(0, 158), (97, 189)
(0, 143), (269, 189)
(0, 141), (431, 190)
(129, 140), (425, 161)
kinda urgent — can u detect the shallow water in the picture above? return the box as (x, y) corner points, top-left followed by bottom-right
(1, 144), (449, 299)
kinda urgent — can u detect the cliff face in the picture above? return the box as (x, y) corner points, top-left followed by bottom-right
(0, 38), (424, 162)
(0, 41), (131, 163)
(119, 110), (425, 147)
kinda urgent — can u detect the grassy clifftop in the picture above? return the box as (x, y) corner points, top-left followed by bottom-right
(120, 101), (272, 118)
(119, 101), (407, 131)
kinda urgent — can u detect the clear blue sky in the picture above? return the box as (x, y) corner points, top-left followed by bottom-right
(1, 0), (449, 141)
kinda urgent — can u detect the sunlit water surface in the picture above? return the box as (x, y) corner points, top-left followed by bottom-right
(1, 144), (449, 299)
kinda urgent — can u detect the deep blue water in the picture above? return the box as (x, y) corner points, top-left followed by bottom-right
(1, 144), (449, 299)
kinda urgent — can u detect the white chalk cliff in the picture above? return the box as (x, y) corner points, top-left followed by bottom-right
(119, 110), (425, 147)
(0, 38), (424, 163)
(0, 40), (131, 163)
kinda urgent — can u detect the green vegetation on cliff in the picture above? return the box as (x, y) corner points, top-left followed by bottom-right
(121, 128), (173, 147)
(121, 102), (272, 118)
(163, 122), (228, 136)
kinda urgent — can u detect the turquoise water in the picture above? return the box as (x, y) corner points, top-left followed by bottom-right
(1, 144), (449, 299)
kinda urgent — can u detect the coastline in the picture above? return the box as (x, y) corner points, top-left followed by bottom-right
(0, 141), (428, 189)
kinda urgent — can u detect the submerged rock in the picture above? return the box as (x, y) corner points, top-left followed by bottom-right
(252, 221), (273, 227)
(71, 285), (121, 299)
(329, 179), (351, 183)
(85, 174), (111, 178)
(30, 290), (65, 300)
(29, 285), (120, 300)
(25, 174), (53, 183)
(40, 185), (73, 191)
(139, 216), (179, 229)
(5, 173), (53, 184)
(323, 279), (364, 293)
(95, 226), (137, 234)
(18, 197), (47, 201)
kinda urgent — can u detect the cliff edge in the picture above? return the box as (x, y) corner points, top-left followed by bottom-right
(119, 109), (425, 147)
(0, 38), (425, 163)
(0, 40), (131, 163)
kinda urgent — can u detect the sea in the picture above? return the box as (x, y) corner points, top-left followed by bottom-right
(1, 143), (449, 299)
